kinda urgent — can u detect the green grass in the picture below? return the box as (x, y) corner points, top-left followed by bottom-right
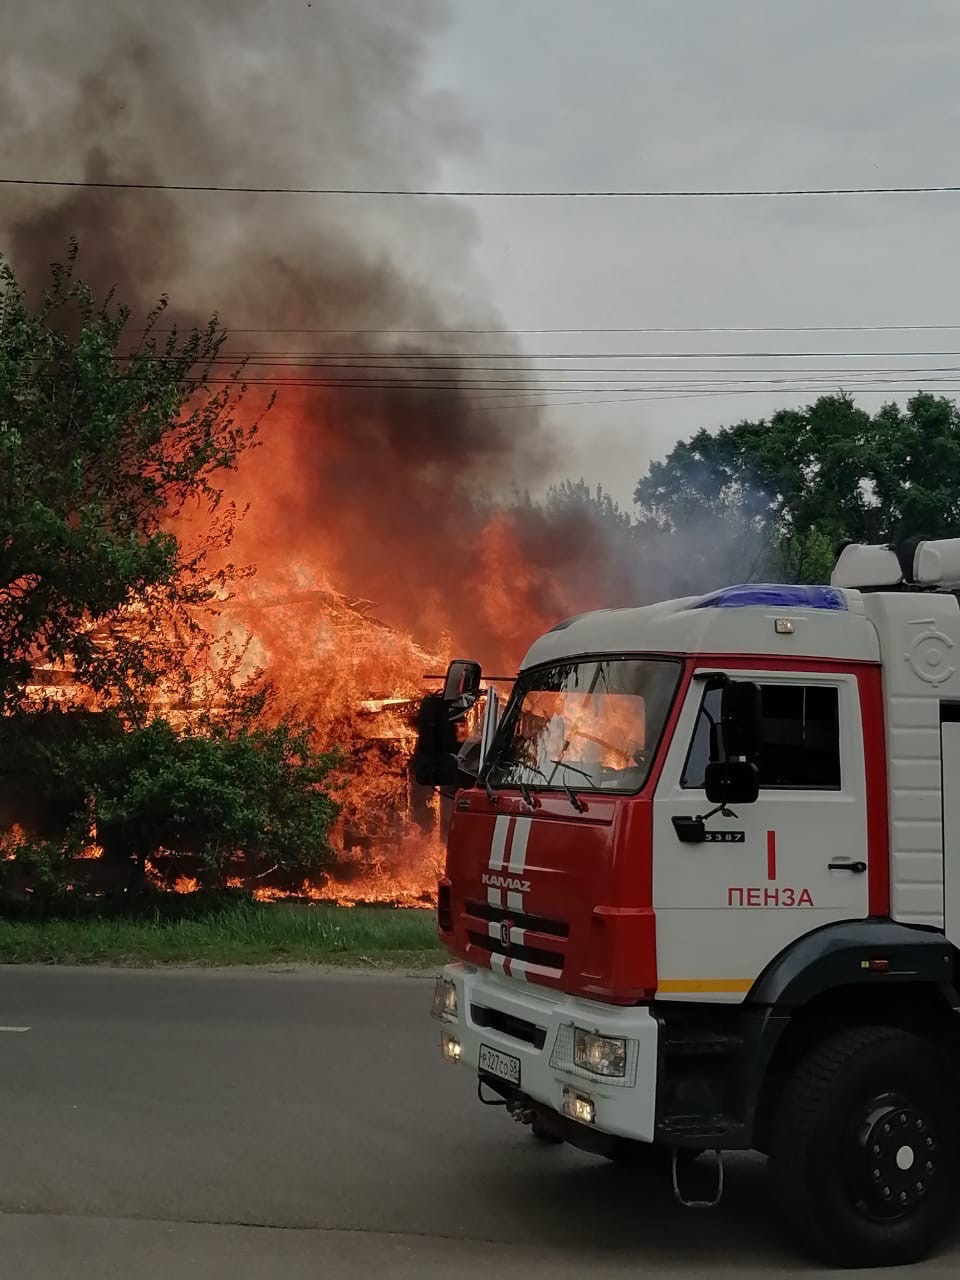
(0, 904), (446, 967)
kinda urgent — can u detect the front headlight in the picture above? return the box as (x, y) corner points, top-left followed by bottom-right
(431, 977), (458, 1021)
(573, 1028), (628, 1078)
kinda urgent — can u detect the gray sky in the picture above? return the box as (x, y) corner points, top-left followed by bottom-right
(3, 0), (958, 514)
(420, 0), (960, 502)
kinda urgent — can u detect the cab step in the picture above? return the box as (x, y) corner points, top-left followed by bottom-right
(659, 1112), (739, 1138)
(662, 1031), (743, 1058)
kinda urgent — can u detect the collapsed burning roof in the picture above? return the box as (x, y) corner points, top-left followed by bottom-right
(16, 585), (447, 906)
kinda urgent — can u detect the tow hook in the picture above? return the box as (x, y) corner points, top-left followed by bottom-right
(510, 1104), (536, 1126)
(671, 1148), (724, 1209)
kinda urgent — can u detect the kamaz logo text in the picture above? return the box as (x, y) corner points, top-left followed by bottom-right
(482, 872), (531, 893)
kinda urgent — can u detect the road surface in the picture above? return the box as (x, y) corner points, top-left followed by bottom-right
(0, 965), (957, 1278)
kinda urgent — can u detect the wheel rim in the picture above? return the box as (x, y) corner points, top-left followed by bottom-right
(844, 1091), (939, 1222)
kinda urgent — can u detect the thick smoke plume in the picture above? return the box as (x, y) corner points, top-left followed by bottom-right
(0, 0), (642, 675)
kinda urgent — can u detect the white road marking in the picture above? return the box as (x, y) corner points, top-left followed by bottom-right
(0, 1026), (30, 1032)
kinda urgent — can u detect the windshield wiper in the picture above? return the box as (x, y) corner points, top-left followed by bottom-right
(518, 764), (554, 808)
(548, 759), (589, 812)
(483, 763), (541, 808)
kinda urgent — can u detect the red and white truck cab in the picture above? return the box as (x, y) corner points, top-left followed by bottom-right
(415, 541), (960, 1268)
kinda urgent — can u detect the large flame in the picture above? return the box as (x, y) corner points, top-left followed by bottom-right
(12, 392), (600, 907)
(144, 396), (583, 906)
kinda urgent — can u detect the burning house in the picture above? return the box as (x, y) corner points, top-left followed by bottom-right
(9, 581), (449, 906)
(0, 0), (643, 907)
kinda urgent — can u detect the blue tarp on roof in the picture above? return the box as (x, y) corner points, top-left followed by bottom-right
(687, 584), (847, 611)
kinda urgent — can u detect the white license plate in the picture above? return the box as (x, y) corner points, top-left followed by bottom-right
(479, 1043), (521, 1086)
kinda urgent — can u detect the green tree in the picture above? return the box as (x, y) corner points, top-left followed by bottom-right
(1, 713), (340, 896)
(634, 392), (960, 584)
(0, 245), (264, 713)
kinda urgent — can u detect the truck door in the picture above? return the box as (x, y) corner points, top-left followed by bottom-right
(941, 706), (960, 944)
(652, 669), (871, 1001)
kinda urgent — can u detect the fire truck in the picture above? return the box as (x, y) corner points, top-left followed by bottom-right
(414, 540), (960, 1268)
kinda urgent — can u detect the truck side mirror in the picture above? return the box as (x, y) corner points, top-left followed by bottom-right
(704, 759), (759, 806)
(718, 679), (762, 760)
(443, 660), (482, 719)
(702, 678), (761, 806)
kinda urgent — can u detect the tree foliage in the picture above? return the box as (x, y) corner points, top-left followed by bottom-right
(0, 245), (264, 713)
(634, 392), (960, 583)
(0, 249), (344, 906)
(1, 712), (340, 895)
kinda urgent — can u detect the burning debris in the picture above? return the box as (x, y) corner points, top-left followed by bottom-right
(14, 579), (449, 905)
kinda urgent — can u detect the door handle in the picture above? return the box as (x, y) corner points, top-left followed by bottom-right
(827, 860), (867, 873)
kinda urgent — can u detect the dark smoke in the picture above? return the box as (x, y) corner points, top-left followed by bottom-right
(0, 0), (631, 670)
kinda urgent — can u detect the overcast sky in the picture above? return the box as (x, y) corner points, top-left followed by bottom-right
(3, 0), (958, 512)
(419, 0), (960, 502)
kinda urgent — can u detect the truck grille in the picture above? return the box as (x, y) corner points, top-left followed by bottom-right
(466, 899), (569, 939)
(467, 930), (564, 973)
(470, 1004), (547, 1049)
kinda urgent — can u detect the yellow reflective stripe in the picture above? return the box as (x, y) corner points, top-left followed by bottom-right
(657, 978), (753, 994)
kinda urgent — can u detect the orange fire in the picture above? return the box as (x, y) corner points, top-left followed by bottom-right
(151, 394), (533, 907)
(0, 824), (26, 861)
(13, 384), (596, 908)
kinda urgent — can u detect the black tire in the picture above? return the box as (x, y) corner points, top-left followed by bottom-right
(769, 1025), (957, 1268)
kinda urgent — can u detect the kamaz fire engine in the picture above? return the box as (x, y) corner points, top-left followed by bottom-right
(414, 540), (960, 1268)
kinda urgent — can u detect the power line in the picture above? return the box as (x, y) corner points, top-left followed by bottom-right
(227, 380), (960, 414)
(201, 374), (960, 394)
(128, 348), (960, 360)
(188, 370), (960, 390)
(159, 359), (960, 374)
(146, 324), (960, 336)
(487, 384), (960, 412)
(5, 177), (960, 198)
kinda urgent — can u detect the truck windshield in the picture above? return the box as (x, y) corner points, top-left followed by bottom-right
(484, 657), (682, 795)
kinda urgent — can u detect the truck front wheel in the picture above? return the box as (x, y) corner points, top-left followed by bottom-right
(769, 1025), (957, 1268)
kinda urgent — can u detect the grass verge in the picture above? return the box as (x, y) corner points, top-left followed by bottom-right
(0, 904), (446, 968)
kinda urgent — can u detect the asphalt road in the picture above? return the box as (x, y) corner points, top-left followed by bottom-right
(0, 966), (957, 1279)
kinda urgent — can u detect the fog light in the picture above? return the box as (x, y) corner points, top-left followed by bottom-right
(431, 977), (458, 1021)
(440, 1030), (462, 1064)
(561, 1087), (595, 1125)
(573, 1028), (627, 1078)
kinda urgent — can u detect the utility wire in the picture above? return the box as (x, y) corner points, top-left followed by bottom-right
(5, 177), (960, 198)
(480, 384), (960, 412)
(138, 359), (960, 374)
(199, 374), (960, 393)
(117, 348), (960, 361)
(175, 371), (960, 390)
(142, 324), (960, 336)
